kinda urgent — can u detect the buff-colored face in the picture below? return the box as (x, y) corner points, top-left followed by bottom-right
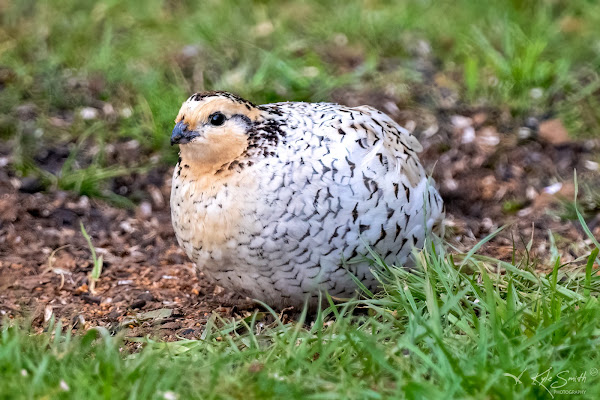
(171, 92), (261, 173)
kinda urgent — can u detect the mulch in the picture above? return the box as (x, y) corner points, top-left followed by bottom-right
(1, 106), (599, 339)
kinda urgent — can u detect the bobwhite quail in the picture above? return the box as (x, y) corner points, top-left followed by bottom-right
(170, 91), (444, 308)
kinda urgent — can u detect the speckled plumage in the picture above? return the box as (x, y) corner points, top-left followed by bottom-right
(170, 91), (444, 308)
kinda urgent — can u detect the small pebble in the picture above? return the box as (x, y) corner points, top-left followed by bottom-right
(80, 107), (98, 120)
(529, 87), (544, 99)
(19, 177), (44, 194)
(138, 292), (155, 302)
(451, 115), (472, 129)
(584, 160), (598, 171)
(139, 201), (152, 218)
(461, 126), (476, 144)
(82, 294), (101, 304)
(543, 182), (563, 195)
(163, 391), (177, 400)
(120, 107), (133, 118)
(518, 127), (534, 140)
(130, 300), (146, 309)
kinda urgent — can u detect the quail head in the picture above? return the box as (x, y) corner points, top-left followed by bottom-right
(170, 91), (444, 308)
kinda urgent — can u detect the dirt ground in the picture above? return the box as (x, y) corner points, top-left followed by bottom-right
(1, 104), (599, 340)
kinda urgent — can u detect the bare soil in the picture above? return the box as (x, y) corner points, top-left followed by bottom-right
(1, 106), (599, 340)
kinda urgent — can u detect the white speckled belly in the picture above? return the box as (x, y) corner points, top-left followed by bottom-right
(172, 161), (441, 308)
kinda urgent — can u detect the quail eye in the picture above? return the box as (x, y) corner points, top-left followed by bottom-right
(209, 112), (226, 126)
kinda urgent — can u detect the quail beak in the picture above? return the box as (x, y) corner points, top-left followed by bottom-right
(170, 121), (199, 146)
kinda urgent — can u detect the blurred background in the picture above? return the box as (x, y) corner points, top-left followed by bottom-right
(1, 0), (600, 333)
(1, 0), (599, 203)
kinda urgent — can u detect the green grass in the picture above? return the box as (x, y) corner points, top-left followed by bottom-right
(1, 0), (600, 198)
(80, 222), (104, 295)
(1, 2), (600, 398)
(1, 230), (599, 399)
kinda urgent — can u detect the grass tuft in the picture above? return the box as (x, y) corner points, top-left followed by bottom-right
(80, 222), (104, 295)
(2, 227), (598, 398)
